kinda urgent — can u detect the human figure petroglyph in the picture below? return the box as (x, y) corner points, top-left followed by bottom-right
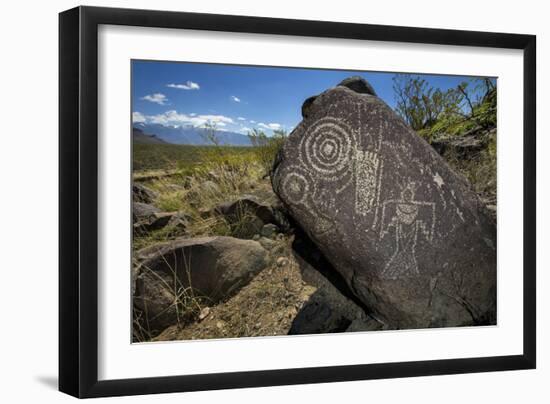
(380, 183), (436, 280)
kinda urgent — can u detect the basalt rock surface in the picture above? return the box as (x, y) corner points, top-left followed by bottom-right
(272, 77), (497, 329)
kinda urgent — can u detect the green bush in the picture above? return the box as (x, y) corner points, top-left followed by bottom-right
(247, 128), (287, 177)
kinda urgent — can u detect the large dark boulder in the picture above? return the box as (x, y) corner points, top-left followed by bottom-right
(272, 77), (496, 329)
(134, 236), (269, 334)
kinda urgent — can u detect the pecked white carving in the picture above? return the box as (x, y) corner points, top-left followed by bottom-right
(298, 117), (356, 181)
(379, 182), (436, 280)
(279, 115), (438, 279)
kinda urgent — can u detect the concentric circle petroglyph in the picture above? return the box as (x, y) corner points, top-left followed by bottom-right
(280, 166), (312, 206)
(299, 117), (356, 180)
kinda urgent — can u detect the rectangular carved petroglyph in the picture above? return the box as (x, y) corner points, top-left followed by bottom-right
(355, 150), (381, 215)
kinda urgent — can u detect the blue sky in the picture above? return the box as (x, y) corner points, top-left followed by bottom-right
(132, 60), (493, 135)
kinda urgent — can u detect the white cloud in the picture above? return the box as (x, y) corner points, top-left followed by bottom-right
(239, 126), (251, 133)
(141, 93), (168, 105)
(166, 81), (200, 90)
(144, 110), (234, 128)
(249, 120), (256, 124)
(132, 111), (146, 123)
(258, 122), (282, 130)
(237, 117), (246, 121)
(231, 96), (241, 103)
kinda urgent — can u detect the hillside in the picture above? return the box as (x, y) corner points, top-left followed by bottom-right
(132, 127), (167, 144)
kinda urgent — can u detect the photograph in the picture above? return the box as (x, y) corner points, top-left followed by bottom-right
(131, 60), (498, 343)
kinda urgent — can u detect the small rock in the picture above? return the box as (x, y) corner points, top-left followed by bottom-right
(133, 202), (160, 221)
(276, 257), (289, 267)
(252, 234), (260, 241)
(199, 307), (211, 321)
(272, 244), (286, 256)
(258, 237), (277, 250)
(133, 211), (174, 234)
(261, 223), (279, 238)
(216, 321), (224, 329)
(133, 184), (158, 204)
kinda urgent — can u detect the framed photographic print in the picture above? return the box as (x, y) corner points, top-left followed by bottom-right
(59, 6), (536, 398)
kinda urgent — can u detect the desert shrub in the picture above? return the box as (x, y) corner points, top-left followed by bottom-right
(247, 128), (287, 177)
(393, 74), (463, 134)
(442, 131), (497, 202)
(393, 75), (497, 143)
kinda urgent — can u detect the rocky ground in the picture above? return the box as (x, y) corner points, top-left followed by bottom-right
(132, 162), (385, 342)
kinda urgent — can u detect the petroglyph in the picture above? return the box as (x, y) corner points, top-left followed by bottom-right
(355, 150), (381, 215)
(279, 165), (312, 207)
(298, 117), (356, 181)
(433, 172), (444, 188)
(380, 183), (436, 280)
(282, 115), (387, 231)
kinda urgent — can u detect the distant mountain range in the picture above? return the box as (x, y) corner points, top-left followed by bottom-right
(133, 123), (252, 146)
(132, 127), (167, 144)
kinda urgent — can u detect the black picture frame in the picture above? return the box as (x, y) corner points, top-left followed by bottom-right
(59, 5), (536, 398)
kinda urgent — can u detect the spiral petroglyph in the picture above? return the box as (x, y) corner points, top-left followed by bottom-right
(298, 117), (356, 181)
(279, 165), (313, 206)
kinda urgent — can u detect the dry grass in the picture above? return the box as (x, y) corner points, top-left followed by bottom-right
(442, 131), (497, 204)
(133, 249), (213, 342)
(133, 153), (269, 250)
